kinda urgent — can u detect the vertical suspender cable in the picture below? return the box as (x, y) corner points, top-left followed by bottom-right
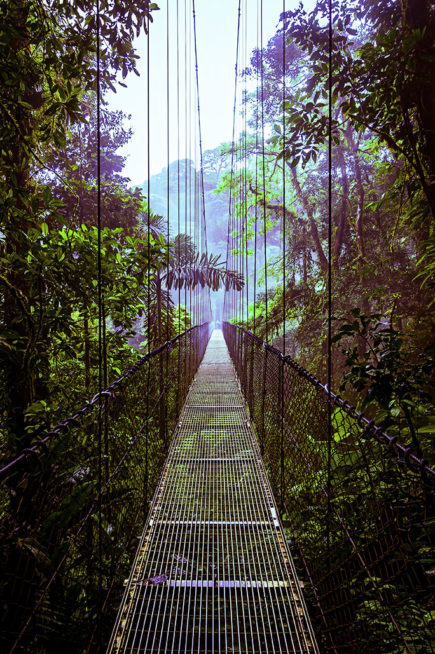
(146, 30), (151, 352)
(240, 0), (244, 324)
(186, 3), (190, 326)
(280, 0), (286, 510)
(95, 0), (103, 643)
(322, 14), (410, 650)
(253, 0), (260, 335)
(326, 0), (333, 557)
(193, 108), (197, 327)
(176, 0), (182, 407)
(192, 0), (208, 328)
(177, 0), (181, 332)
(244, 0), (248, 327)
(193, 51), (198, 328)
(224, 0), (242, 324)
(188, 4), (192, 330)
(163, 0), (170, 449)
(241, 0), (244, 324)
(282, 2), (286, 358)
(260, 0), (268, 340)
(167, 0), (170, 344)
(259, 0), (268, 451)
(192, 3), (196, 329)
(189, 0), (193, 371)
(145, 11), (152, 514)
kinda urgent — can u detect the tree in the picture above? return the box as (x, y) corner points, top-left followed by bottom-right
(217, 0), (434, 383)
(145, 232), (244, 347)
(0, 0), (159, 446)
(280, 0), (435, 276)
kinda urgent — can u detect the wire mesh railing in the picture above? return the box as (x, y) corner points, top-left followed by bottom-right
(0, 323), (210, 654)
(223, 321), (435, 654)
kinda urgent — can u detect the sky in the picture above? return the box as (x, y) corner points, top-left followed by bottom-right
(107, 0), (284, 185)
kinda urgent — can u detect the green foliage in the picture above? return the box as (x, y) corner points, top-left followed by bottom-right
(0, 0), (160, 447)
(0, 207), (164, 439)
(333, 308), (435, 463)
(166, 243), (244, 293)
(219, 0), (434, 380)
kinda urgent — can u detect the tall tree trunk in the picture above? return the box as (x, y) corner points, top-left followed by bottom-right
(349, 137), (366, 261)
(289, 165), (329, 272)
(3, 164), (33, 450)
(302, 223), (308, 283)
(1, 2), (39, 448)
(333, 148), (349, 268)
(405, 0), (435, 218)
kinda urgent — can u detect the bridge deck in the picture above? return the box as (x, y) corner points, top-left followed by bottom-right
(109, 330), (317, 653)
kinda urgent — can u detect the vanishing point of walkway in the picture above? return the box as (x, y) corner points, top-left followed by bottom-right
(108, 330), (318, 653)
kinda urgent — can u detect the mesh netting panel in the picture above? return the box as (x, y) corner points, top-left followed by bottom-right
(223, 321), (434, 654)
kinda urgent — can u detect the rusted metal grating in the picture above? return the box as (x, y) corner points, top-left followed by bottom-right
(108, 330), (318, 653)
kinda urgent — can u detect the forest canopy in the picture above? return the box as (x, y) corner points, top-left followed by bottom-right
(217, 0), (435, 464)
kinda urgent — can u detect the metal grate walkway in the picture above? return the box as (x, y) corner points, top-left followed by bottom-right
(108, 330), (318, 653)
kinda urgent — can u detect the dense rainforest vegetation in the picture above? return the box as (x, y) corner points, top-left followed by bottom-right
(0, 0), (157, 454)
(215, 0), (435, 466)
(0, 0), (434, 652)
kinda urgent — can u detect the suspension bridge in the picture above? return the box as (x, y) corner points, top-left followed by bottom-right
(1, 0), (434, 653)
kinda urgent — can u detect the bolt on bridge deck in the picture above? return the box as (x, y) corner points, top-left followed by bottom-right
(108, 330), (318, 653)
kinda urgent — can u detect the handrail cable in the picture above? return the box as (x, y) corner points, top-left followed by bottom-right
(6, 323), (210, 653)
(0, 325), (205, 484)
(224, 322), (435, 481)
(224, 321), (427, 653)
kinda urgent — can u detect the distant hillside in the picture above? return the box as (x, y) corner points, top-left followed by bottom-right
(138, 148), (230, 259)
